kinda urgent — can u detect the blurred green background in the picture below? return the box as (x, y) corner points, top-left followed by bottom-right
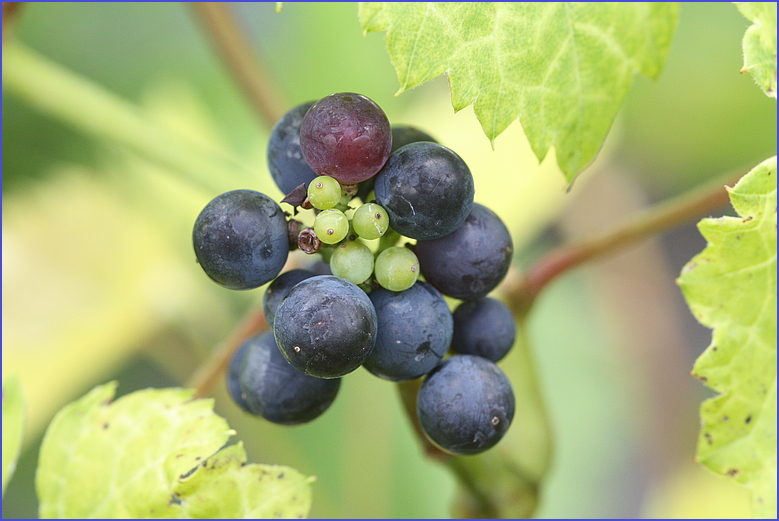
(2, 2), (775, 518)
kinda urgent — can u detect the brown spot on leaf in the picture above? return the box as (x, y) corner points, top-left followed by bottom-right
(745, 415), (752, 424)
(726, 468), (739, 477)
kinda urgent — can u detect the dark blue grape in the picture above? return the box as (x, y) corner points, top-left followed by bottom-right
(452, 297), (516, 362)
(390, 125), (437, 153)
(364, 281), (453, 381)
(263, 269), (317, 327)
(306, 258), (333, 276)
(357, 126), (439, 202)
(415, 203), (513, 300)
(274, 275), (377, 378)
(226, 340), (252, 413)
(374, 142), (474, 240)
(299, 92), (392, 184)
(238, 331), (341, 425)
(193, 189), (289, 290)
(417, 354), (515, 455)
(267, 101), (318, 196)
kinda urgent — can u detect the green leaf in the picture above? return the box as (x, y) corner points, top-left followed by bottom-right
(736, 2), (777, 99)
(2, 376), (25, 495)
(678, 156), (777, 519)
(175, 442), (313, 519)
(36, 382), (313, 518)
(359, 2), (678, 182)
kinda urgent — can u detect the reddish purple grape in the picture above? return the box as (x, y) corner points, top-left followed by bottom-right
(299, 92), (392, 184)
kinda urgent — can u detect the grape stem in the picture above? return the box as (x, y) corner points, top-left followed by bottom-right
(186, 299), (269, 398)
(506, 167), (743, 318)
(2, 2), (23, 41)
(396, 380), (451, 462)
(190, 2), (287, 128)
(397, 323), (549, 519)
(2, 41), (250, 194)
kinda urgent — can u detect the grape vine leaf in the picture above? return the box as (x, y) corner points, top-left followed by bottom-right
(678, 156), (777, 519)
(359, 2), (678, 182)
(36, 382), (313, 518)
(2, 376), (25, 496)
(736, 2), (777, 99)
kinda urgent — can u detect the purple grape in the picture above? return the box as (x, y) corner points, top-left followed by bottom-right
(267, 101), (318, 196)
(192, 190), (289, 290)
(415, 203), (513, 300)
(273, 275), (377, 378)
(390, 125), (437, 153)
(452, 297), (516, 362)
(238, 331), (341, 425)
(364, 281), (453, 381)
(417, 354), (515, 455)
(374, 142), (474, 240)
(299, 92), (392, 184)
(226, 340), (252, 413)
(262, 269), (317, 327)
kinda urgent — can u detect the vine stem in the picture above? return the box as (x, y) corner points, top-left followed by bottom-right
(190, 2), (287, 128)
(2, 42), (250, 194)
(397, 323), (549, 519)
(186, 300), (268, 398)
(2, 2), (23, 41)
(507, 167), (743, 318)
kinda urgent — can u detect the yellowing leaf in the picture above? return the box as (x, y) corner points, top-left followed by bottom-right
(678, 156), (777, 519)
(175, 442), (313, 519)
(359, 2), (678, 182)
(2, 376), (25, 495)
(736, 2), (777, 98)
(36, 382), (313, 518)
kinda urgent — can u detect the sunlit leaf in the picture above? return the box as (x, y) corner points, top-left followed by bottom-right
(736, 2), (777, 98)
(678, 156), (777, 519)
(36, 382), (313, 518)
(2, 376), (25, 495)
(359, 2), (678, 182)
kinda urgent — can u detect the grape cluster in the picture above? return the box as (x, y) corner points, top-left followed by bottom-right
(193, 92), (517, 456)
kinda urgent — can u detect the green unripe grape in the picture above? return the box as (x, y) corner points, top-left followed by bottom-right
(314, 209), (349, 244)
(307, 175), (342, 210)
(330, 240), (375, 284)
(374, 246), (419, 292)
(353, 203), (390, 240)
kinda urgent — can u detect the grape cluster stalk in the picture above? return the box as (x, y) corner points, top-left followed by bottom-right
(192, 92), (517, 456)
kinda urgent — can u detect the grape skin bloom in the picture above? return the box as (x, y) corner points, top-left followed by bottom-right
(417, 354), (515, 455)
(299, 92), (392, 184)
(364, 281), (453, 381)
(415, 203), (513, 300)
(267, 101), (318, 196)
(374, 142), (474, 240)
(192, 189), (289, 290)
(273, 275), (378, 379)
